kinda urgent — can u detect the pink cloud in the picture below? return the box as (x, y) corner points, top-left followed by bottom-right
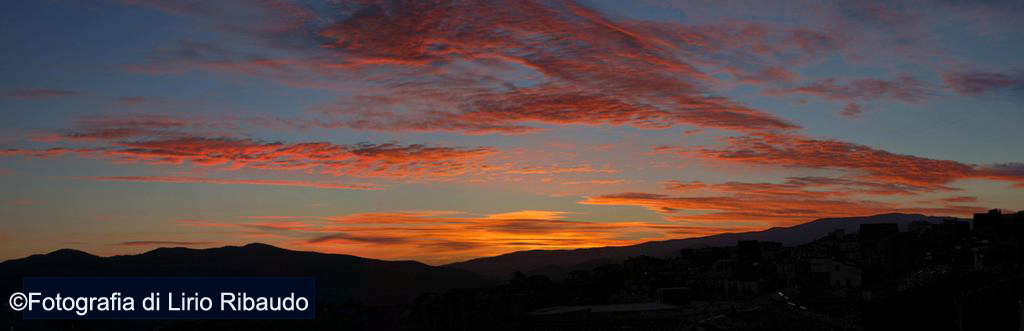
(682, 133), (1023, 189)
(4, 136), (496, 179)
(129, 1), (802, 135)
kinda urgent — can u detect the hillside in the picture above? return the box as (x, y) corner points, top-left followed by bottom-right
(445, 213), (955, 278)
(0, 243), (498, 305)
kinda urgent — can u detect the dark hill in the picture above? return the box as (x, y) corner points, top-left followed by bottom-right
(0, 243), (498, 305)
(445, 213), (956, 278)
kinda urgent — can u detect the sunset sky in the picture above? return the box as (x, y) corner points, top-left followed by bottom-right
(1, 0), (1022, 264)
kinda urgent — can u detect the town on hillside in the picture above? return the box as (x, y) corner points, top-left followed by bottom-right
(403, 209), (1024, 331)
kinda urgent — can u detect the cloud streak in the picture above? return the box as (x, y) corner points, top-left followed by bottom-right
(765, 76), (928, 102)
(944, 70), (1024, 96)
(581, 191), (984, 224)
(129, 0), (802, 135)
(87, 176), (383, 190)
(117, 241), (214, 247)
(4, 136), (496, 179)
(1, 88), (85, 99)
(681, 133), (1024, 189)
(173, 210), (765, 264)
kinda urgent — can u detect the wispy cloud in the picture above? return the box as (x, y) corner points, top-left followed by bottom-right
(86, 176), (383, 190)
(5, 136), (496, 178)
(944, 70), (1024, 96)
(0, 88), (85, 99)
(941, 196), (978, 203)
(679, 133), (1024, 189)
(581, 192), (984, 224)
(115, 96), (198, 107)
(840, 103), (864, 118)
(765, 76), (928, 102)
(128, 0), (801, 135)
(117, 241), (214, 247)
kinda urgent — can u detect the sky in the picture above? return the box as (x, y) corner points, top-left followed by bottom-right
(1, 0), (1022, 265)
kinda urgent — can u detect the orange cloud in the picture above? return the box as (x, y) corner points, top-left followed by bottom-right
(172, 210), (761, 265)
(581, 192), (985, 225)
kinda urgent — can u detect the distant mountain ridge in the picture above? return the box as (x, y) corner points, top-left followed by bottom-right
(0, 243), (498, 305)
(445, 213), (958, 278)
(0, 214), (961, 304)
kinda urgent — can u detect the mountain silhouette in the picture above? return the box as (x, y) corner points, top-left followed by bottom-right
(445, 213), (954, 278)
(0, 243), (497, 305)
(0, 214), (957, 303)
